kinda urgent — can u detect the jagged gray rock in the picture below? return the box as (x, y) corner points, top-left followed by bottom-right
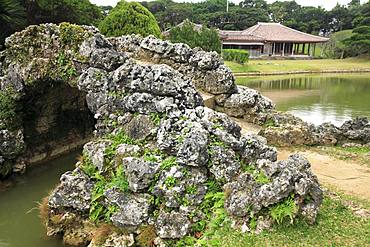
(155, 211), (191, 239)
(259, 113), (370, 146)
(83, 140), (112, 172)
(225, 154), (322, 223)
(339, 117), (370, 143)
(48, 169), (95, 211)
(123, 157), (160, 192)
(104, 188), (151, 228)
(223, 87), (274, 118)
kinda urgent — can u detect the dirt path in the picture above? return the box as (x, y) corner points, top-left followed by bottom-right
(234, 118), (370, 201)
(279, 150), (370, 200)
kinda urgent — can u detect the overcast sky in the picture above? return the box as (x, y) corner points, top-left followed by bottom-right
(90, 0), (368, 10)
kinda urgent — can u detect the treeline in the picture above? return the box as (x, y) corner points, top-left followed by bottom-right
(140, 0), (368, 35)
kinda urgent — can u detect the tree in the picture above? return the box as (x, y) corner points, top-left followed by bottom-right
(269, 1), (300, 27)
(343, 1), (370, 56)
(141, 0), (190, 30)
(22, 0), (103, 26)
(295, 6), (330, 35)
(344, 26), (370, 56)
(99, 0), (161, 38)
(199, 6), (269, 30)
(239, 0), (268, 9)
(168, 20), (221, 53)
(157, 3), (193, 30)
(0, 0), (26, 46)
(238, 0), (269, 26)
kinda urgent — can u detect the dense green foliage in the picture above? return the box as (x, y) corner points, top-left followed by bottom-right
(28, 0), (103, 26)
(0, 0), (26, 45)
(343, 1), (370, 57)
(321, 30), (354, 58)
(191, 195), (370, 246)
(80, 130), (137, 222)
(168, 20), (221, 53)
(0, 0), (102, 48)
(0, 89), (18, 130)
(222, 49), (249, 64)
(99, 0), (161, 38)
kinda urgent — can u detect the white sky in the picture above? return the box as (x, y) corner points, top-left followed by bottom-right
(90, 0), (368, 10)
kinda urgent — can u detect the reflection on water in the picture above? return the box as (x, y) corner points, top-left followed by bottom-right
(0, 152), (79, 247)
(237, 74), (370, 126)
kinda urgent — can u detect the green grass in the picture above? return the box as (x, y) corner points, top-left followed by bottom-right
(333, 146), (370, 154)
(204, 195), (370, 247)
(313, 146), (370, 168)
(225, 58), (370, 74)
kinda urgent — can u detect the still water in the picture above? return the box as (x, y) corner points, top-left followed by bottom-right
(0, 151), (78, 247)
(236, 74), (370, 126)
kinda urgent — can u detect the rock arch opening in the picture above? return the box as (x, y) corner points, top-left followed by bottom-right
(20, 79), (95, 164)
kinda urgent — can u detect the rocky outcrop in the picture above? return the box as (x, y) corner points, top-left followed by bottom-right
(0, 24), (276, 178)
(0, 23), (96, 178)
(109, 35), (274, 122)
(1, 24), (323, 245)
(259, 112), (370, 147)
(108, 34), (370, 148)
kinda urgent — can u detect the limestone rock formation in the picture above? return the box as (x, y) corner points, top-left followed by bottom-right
(108, 34), (370, 148)
(259, 112), (370, 147)
(0, 23), (96, 178)
(0, 23), (322, 246)
(109, 35), (274, 121)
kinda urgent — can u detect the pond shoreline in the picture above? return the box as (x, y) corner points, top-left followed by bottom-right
(235, 74), (370, 126)
(234, 68), (370, 77)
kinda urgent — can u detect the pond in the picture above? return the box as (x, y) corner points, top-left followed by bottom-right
(236, 73), (370, 126)
(0, 152), (79, 247)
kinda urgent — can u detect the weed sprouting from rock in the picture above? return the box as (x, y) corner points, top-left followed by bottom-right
(270, 194), (298, 224)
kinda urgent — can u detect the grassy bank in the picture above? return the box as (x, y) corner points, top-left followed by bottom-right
(195, 193), (370, 247)
(225, 58), (370, 74)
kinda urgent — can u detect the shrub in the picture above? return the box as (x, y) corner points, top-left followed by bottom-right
(343, 25), (370, 57)
(99, 0), (161, 38)
(168, 20), (222, 53)
(222, 49), (249, 64)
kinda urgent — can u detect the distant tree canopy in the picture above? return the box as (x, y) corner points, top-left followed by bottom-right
(168, 20), (221, 53)
(26, 0), (103, 25)
(99, 0), (161, 38)
(0, 0), (103, 48)
(141, 0), (369, 37)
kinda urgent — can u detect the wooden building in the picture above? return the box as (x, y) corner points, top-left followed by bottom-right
(220, 23), (329, 58)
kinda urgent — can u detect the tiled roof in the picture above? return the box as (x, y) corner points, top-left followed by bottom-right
(221, 23), (329, 43)
(219, 30), (264, 42)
